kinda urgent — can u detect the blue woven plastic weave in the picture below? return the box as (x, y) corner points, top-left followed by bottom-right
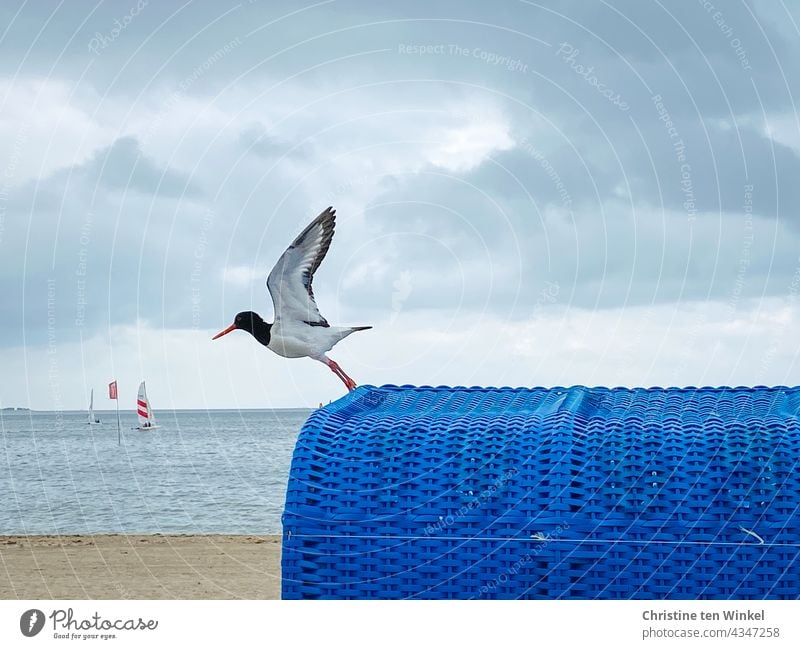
(282, 385), (800, 599)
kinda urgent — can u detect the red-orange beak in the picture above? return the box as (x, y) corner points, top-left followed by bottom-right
(212, 323), (237, 340)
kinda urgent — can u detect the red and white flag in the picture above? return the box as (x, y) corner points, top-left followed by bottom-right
(108, 381), (118, 400)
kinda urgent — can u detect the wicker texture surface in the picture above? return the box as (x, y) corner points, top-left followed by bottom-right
(282, 385), (800, 599)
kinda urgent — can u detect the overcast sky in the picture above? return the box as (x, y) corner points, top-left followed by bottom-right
(2, 0), (800, 409)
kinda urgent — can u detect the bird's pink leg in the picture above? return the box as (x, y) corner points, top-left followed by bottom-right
(323, 357), (357, 391)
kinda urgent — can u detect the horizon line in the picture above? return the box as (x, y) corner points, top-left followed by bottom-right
(0, 406), (319, 413)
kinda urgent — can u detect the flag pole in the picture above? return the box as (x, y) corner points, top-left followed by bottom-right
(110, 380), (121, 445)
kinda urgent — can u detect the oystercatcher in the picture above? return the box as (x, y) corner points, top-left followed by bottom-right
(212, 207), (371, 391)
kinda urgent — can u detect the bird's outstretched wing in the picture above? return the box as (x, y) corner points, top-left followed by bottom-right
(267, 206), (335, 327)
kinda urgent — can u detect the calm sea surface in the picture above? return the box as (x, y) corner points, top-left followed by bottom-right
(0, 409), (310, 534)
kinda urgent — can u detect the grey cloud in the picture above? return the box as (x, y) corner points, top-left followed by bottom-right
(347, 151), (800, 317)
(2, 0), (800, 356)
(237, 124), (314, 161)
(92, 136), (202, 198)
(7, 136), (202, 206)
(0, 136), (216, 348)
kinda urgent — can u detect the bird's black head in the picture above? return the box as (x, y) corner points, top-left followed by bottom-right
(212, 311), (271, 346)
(234, 311), (262, 330)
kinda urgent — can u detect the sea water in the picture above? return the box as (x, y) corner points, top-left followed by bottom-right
(0, 409), (309, 534)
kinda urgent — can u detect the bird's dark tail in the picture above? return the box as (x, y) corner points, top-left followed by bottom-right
(335, 325), (372, 344)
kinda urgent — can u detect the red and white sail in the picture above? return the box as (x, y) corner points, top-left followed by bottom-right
(136, 381), (156, 427)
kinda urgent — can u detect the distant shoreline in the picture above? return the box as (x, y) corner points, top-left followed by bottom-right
(0, 407), (315, 414)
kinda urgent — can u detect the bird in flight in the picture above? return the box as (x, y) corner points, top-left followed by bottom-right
(212, 207), (370, 391)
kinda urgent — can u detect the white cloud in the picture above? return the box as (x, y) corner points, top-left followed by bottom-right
(5, 296), (799, 410)
(762, 113), (800, 154)
(223, 264), (269, 287)
(0, 79), (118, 183)
(328, 297), (800, 392)
(726, 111), (800, 156)
(427, 119), (515, 173)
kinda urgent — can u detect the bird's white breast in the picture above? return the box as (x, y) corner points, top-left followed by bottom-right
(267, 322), (341, 359)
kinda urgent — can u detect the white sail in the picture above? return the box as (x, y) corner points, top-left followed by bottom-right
(136, 381), (157, 428)
(88, 389), (100, 424)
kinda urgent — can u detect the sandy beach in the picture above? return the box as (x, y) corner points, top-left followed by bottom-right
(0, 535), (281, 599)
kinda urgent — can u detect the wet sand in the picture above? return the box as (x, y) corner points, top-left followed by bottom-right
(0, 535), (281, 599)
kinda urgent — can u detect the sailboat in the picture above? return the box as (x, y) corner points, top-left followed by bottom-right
(87, 389), (101, 424)
(134, 381), (159, 430)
